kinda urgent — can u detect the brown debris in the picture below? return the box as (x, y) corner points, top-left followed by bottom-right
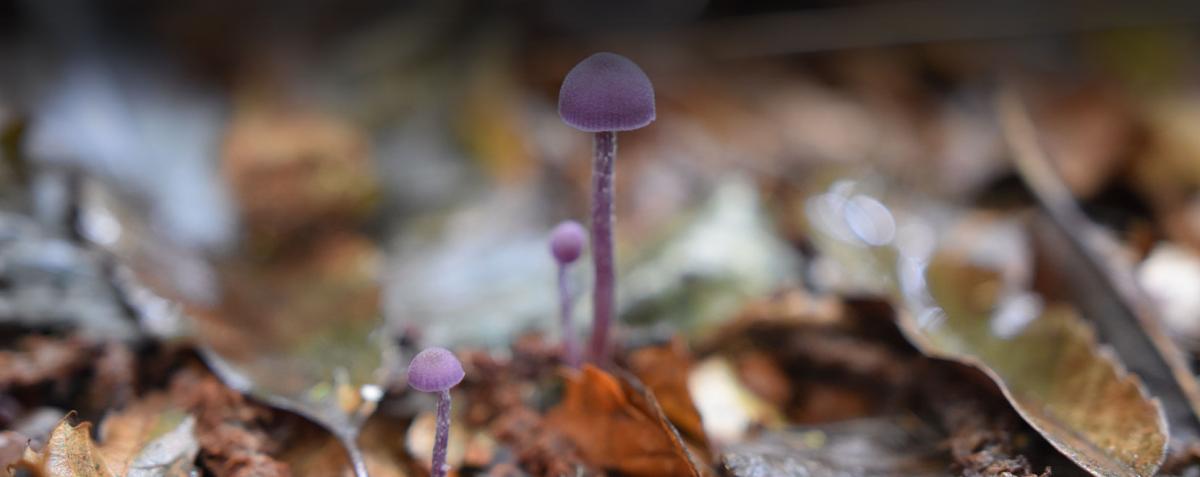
(88, 342), (136, 411)
(458, 341), (594, 475)
(926, 368), (1050, 477)
(705, 291), (920, 424)
(0, 336), (90, 389)
(167, 365), (290, 477)
(490, 406), (593, 477)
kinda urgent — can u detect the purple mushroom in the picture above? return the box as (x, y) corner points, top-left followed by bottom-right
(549, 220), (588, 367)
(408, 347), (465, 477)
(558, 52), (655, 364)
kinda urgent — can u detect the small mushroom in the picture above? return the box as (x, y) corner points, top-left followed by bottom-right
(558, 52), (655, 364)
(549, 220), (588, 367)
(408, 347), (465, 477)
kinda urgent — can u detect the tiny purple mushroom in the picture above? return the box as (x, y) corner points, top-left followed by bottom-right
(408, 347), (465, 477)
(549, 220), (588, 367)
(559, 52), (655, 364)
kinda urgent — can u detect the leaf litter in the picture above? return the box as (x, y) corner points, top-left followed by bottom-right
(5, 19), (1200, 477)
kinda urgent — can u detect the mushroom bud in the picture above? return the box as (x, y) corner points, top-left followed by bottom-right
(549, 220), (588, 367)
(558, 52), (655, 364)
(408, 347), (465, 477)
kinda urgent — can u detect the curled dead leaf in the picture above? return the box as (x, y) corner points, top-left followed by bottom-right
(15, 415), (113, 477)
(920, 252), (1166, 476)
(803, 176), (1168, 476)
(545, 365), (707, 477)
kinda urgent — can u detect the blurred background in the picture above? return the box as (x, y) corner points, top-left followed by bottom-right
(1, 0), (1200, 350)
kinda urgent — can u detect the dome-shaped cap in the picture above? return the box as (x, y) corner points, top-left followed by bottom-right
(549, 221), (587, 264)
(558, 52), (655, 132)
(408, 347), (464, 393)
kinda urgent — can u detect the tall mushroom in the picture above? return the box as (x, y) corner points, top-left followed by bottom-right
(558, 52), (655, 364)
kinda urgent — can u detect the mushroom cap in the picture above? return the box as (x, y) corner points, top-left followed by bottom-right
(549, 220), (587, 264)
(407, 347), (464, 393)
(558, 52), (655, 132)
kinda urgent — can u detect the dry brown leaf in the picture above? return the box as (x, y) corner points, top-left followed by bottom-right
(919, 254), (1167, 477)
(15, 416), (113, 477)
(545, 365), (705, 477)
(803, 176), (1168, 476)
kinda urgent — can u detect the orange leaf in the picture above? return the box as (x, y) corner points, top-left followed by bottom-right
(546, 365), (706, 477)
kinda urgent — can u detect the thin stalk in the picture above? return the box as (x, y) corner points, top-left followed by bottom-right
(558, 263), (581, 367)
(432, 389), (452, 477)
(589, 130), (616, 364)
(334, 428), (369, 477)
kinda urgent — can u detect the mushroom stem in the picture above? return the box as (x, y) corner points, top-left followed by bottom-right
(589, 130), (617, 364)
(432, 389), (452, 477)
(558, 262), (580, 367)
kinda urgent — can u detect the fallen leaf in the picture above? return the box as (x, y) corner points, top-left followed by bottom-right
(803, 177), (1168, 476)
(1001, 89), (1200, 447)
(98, 394), (197, 477)
(15, 415), (113, 477)
(545, 365), (706, 477)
